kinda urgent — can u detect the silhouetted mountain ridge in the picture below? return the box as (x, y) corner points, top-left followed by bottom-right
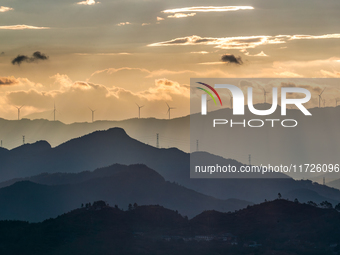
(10, 140), (51, 156)
(1, 127), (340, 205)
(0, 164), (251, 221)
(0, 199), (339, 254)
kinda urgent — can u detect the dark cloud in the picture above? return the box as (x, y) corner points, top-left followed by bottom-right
(11, 51), (49, 65)
(11, 55), (29, 65)
(32, 51), (48, 60)
(221, 54), (243, 65)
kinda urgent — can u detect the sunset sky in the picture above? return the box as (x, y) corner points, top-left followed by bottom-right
(0, 0), (340, 123)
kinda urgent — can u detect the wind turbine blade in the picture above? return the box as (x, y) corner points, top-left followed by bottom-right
(320, 88), (326, 96)
(166, 102), (170, 108)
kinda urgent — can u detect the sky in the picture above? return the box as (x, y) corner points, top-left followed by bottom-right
(0, 0), (340, 123)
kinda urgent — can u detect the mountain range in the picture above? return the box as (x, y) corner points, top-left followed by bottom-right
(1, 127), (340, 207)
(1, 105), (339, 181)
(0, 164), (251, 222)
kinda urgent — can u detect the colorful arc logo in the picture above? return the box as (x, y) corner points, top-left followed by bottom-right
(196, 82), (223, 106)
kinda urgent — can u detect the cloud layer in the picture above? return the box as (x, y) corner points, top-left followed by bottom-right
(148, 33), (340, 49)
(167, 13), (196, 18)
(77, 0), (99, 5)
(162, 6), (254, 13)
(0, 77), (18, 86)
(0, 25), (50, 30)
(2, 73), (190, 122)
(0, 6), (13, 12)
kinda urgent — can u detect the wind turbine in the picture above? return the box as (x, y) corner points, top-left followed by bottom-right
(263, 88), (269, 104)
(53, 103), (56, 121)
(166, 102), (175, 120)
(50, 102), (62, 121)
(318, 88), (326, 108)
(136, 103), (144, 119)
(228, 91), (233, 109)
(15, 105), (24, 120)
(336, 99), (339, 107)
(52, 103), (58, 121)
(89, 107), (96, 123)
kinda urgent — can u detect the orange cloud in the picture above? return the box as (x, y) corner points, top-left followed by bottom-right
(0, 76), (18, 86)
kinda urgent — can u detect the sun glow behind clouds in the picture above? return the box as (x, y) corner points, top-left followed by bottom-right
(162, 6), (254, 13)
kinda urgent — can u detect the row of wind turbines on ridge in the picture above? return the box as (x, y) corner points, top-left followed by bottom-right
(11, 88), (339, 121)
(226, 88), (338, 108)
(12, 102), (176, 122)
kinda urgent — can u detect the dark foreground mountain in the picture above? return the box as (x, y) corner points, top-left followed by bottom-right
(0, 164), (251, 221)
(0, 127), (340, 205)
(0, 199), (339, 255)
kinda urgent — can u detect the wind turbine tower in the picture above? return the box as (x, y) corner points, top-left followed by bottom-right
(166, 102), (175, 120)
(136, 103), (144, 119)
(318, 88), (326, 108)
(15, 105), (24, 120)
(89, 107), (96, 123)
(53, 103), (56, 121)
(263, 88), (269, 104)
(228, 91), (233, 109)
